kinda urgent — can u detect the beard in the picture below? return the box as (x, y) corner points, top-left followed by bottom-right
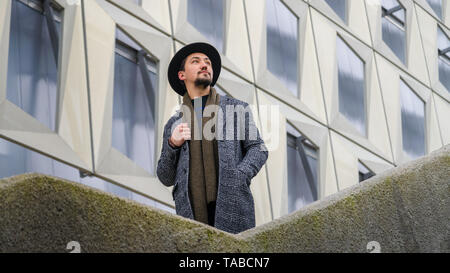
(194, 76), (212, 89)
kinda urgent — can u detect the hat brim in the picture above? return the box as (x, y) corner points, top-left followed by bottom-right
(168, 42), (221, 96)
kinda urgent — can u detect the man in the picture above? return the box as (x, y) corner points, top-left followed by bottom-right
(156, 42), (268, 234)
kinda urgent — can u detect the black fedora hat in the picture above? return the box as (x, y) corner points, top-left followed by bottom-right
(168, 42), (221, 96)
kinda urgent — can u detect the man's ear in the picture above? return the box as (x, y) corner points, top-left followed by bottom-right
(178, 71), (185, 81)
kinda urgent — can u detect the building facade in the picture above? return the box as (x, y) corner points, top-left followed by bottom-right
(0, 0), (449, 227)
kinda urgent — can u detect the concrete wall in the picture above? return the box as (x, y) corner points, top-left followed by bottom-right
(0, 144), (448, 253)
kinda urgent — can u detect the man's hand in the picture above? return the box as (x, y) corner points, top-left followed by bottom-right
(169, 123), (191, 148)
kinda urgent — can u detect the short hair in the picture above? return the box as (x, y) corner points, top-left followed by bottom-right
(179, 57), (187, 72)
(178, 57), (187, 87)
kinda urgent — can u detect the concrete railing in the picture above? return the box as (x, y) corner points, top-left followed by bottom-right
(0, 145), (448, 253)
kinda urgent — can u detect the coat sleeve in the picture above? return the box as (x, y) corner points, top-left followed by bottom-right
(156, 116), (181, 187)
(236, 103), (269, 181)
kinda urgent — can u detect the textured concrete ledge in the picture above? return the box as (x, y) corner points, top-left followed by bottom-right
(0, 145), (449, 253)
(239, 144), (450, 253)
(0, 174), (250, 253)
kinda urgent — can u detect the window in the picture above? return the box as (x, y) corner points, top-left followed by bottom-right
(426, 0), (442, 19)
(187, 0), (225, 53)
(0, 136), (106, 193)
(286, 124), (318, 213)
(0, 137), (175, 213)
(437, 26), (450, 92)
(336, 36), (366, 136)
(6, 0), (62, 131)
(266, 0), (299, 97)
(113, 28), (157, 175)
(325, 0), (347, 22)
(400, 80), (425, 159)
(381, 0), (406, 64)
(358, 161), (375, 182)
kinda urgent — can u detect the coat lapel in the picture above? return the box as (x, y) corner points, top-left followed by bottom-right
(217, 95), (229, 169)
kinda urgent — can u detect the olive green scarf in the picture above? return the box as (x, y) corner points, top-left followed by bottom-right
(181, 87), (220, 225)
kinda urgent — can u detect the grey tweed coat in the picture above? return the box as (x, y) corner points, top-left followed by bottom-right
(156, 95), (268, 234)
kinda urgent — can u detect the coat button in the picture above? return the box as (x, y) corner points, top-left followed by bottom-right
(183, 168), (187, 174)
(183, 145), (186, 151)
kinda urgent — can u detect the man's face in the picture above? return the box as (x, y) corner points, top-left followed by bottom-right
(178, 52), (213, 89)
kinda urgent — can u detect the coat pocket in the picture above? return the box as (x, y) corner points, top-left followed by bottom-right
(221, 168), (250, 188)
(237, 169), (251, 187)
